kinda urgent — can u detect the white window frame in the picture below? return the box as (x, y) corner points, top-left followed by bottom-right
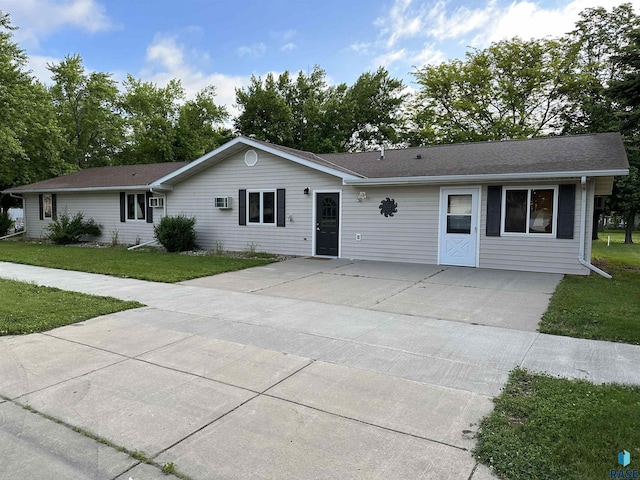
(246, 190), (277, 225)
(126, 193), (147, 222)
(501, 185), (558, 236)
(43, 194), (53, 219)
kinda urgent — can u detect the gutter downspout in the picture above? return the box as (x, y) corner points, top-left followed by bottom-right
(9, 192), (25, 237)
(578, 176), (612, 279)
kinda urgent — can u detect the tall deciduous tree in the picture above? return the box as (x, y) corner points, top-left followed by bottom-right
(607, 29), (640, 244)
(0, 11), (65, 213)
(49, 54), (123, 169)
(234, 66), (405, 152)
(563, 3), (640, 134)
(409, 37), (576, 145)
(118, 75), (184, 164)
(174, 86), (230, 162)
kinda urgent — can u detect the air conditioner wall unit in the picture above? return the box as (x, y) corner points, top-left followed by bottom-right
(214, 197), (232, 209)
(149, 197), (164, 208)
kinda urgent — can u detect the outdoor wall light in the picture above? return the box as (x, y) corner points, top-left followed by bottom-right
(303, 187), (310, 195)
(357, 191), (367, 202)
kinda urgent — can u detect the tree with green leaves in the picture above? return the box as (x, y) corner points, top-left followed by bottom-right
(118, 75), (184, 164)
(562, 3), (640, 135)
(0, 11), (66, 213)
(118, 76), (228, 164)
(234, 66), (405, 152)
(409, 37), (576, 145)
(607, 29), (640, 244)
(174, 86), (230, 161)
(49, 54), (123, 169)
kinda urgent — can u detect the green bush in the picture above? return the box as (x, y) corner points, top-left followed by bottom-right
(154, 214), (196, 252)
(0, 211), (13, 236)
(46, 209), (102, 244)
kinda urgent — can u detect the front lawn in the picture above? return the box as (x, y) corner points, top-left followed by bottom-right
(0, 278), (142, 335)
(0, 241), (276, 283)
(539, 230), (640, 344)
(475, 368), (640, 479)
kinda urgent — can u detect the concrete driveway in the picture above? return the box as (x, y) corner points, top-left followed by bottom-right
(182, 258), (563, 331)
(2, 260), (640, 480)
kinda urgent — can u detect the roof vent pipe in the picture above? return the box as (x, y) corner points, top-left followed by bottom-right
(380, 145), (384, 161)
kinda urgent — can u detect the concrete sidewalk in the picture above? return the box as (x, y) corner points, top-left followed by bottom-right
(1, 261), (639, 479)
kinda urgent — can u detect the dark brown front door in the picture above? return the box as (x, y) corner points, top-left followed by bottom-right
(315, 192), (339, 256)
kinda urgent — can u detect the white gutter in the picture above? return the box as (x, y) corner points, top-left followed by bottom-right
(0, 230), (25, 240)
(3, 185), (168, 195)
(9, 192), (25, 237)
(578, 176), (611, 279)
(342, 169), (630, 186)
(128, 239), (158, 251)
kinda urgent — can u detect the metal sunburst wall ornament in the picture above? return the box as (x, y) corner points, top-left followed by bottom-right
(379, 197), (398, 217)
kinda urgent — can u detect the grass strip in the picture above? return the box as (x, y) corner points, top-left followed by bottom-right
(475, 368), (640, 479)
(0, 278), (142, 335)
(539, 231), (640, 344)
(0, 241), (275, 282)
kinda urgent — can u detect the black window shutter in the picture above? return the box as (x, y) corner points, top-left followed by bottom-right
(557, 184), (575, 239)
(486, 186), (502, 237)
(51, 194), (57, 220)
(239, 189), (246, 225)
(277, 189), (286, 227)
(120, 192), (126, 223)
(39, 194), (44, 220)
(146, 192), (153, 223)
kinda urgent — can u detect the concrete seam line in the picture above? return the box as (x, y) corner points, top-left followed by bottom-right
(259, 359), (316, 395)
(263, 392), (470, 452)
(517, 333), (541, 367)
(467, 462), (481, 480)
(149, 393), (261, 461)
(247, 271), (323, 293)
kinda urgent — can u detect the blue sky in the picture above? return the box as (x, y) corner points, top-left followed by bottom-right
(3, 0), (640, 116)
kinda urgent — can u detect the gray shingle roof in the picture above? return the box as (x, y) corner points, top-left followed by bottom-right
(5, 162), (188, 193)
(3, 132), (629, 194)
(320, 132), (629, 178)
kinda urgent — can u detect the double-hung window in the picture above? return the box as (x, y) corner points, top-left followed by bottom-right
(127, 193), (146, 221)
(247, 190), (275, 225)
(502, 187), (557, 235)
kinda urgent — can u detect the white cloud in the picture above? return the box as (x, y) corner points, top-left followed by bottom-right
(236, 42), (267, 57)
(349, 42), (371, 54)
(3, 0), (114, 47)
(271, 29), (297, 42)
(26, 54), (60, 85)
(141, 35), (251, 120)
(412, 43), (446, 67)
(373, 48), (407, 68)
(281, 42), (298, 52)
(375, 0), (424, 48)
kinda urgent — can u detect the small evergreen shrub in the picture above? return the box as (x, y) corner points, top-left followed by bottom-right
(0, 211), (13, 236)
(154, 214), (196, 252)
(46, 209), (102, 244)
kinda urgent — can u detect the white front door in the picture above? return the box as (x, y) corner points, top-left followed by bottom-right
(439, 187), (480, 267)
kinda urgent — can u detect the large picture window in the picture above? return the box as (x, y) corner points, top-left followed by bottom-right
(502, 187), (556, 235)
(247, 190), (275, 225)
(127, 193), (146, 221)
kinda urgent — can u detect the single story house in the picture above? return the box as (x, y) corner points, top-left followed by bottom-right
(3, 132), (629, 276)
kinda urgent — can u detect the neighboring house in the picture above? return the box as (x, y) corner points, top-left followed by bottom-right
(3, 133), (629, 275)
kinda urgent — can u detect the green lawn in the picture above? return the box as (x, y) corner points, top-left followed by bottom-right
(539, 230), (640, 344)
(475, 368), (640, 480)
(0, 278), (142, 335)
(0, 241), (276, 282)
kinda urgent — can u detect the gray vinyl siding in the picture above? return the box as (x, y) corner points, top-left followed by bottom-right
(165, 149), (342, 254)
(478, 182), (589, 275)
(341, 186), (439, 264)
(23, 192), (158, 245)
